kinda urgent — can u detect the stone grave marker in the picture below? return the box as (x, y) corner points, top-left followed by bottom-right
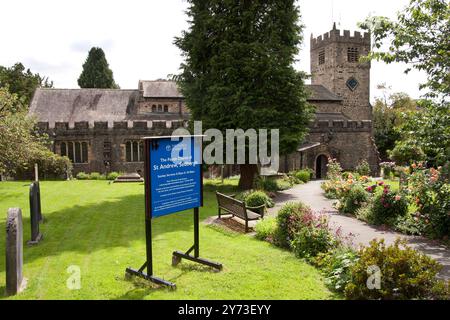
(6, 208), (27, 296)
(28, 182), (43, 245)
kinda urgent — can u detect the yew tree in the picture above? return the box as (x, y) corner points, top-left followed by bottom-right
(78, 47), (119, 89)
(175, 0), (313, 189)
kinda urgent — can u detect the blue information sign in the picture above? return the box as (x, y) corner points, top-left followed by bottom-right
(148, 136), (202, 218)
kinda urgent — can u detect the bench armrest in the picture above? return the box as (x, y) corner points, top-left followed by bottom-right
(247, 204), (266, 217)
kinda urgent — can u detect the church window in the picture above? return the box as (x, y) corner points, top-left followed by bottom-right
(318, 49), (325, 65)
(347, 47), (359, 63)
(346, 77), (359, 91)
(125, 140), (144, 162)
(152, 105), (156, 112)
(164, 105), (169, 112)
(60, 141), (88, 163)
(158, 104), (162, 112)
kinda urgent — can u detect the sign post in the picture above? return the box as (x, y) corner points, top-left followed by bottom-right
(126, 135), (222, 289)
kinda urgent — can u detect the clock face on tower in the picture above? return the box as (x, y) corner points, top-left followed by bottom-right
(346, 77), (359, 91)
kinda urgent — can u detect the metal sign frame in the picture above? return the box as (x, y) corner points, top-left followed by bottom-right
(125, 135), (222, 289)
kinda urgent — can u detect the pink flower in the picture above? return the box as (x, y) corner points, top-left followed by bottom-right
(395, 195), (401, 201)
(378, 181), (384, 186)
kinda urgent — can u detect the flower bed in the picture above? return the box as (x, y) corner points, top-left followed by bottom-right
(322, 159), (450, 240)
(254, 201), (449, 299)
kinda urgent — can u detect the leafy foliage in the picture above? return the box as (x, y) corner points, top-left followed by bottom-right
(355, 159), (371, 176)
(291, 223), (336, 261)
(78, 47), (119, 89)
(407, 165), (450, 238)
(339, 184), (370, 215)
(0, 62), (53, 105)
(274, 202), (313, 249)
(254, 217), (277, 241)
(395, 100), (450, 166)
(389, 139), (426, 165)
(292, 169), (312, 183)
(314, 248), (359, 293)
(106, 171), (120, 181)
(175, 0), (314, 188)
(360, 0), (450, 98)
(344, 239), (448, 300)
(371, 185), (409, 225)
(0, 87), (70, 178)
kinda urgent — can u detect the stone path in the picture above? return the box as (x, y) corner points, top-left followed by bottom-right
(267, 180), (450, 280)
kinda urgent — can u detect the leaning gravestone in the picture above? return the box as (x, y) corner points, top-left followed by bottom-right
(28, 182), (43, 245)
(6, 208), (27, 296)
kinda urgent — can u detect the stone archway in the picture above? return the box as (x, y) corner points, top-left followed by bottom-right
(315, 154), (328, 179)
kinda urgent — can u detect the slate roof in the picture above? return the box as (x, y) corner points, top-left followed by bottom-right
(29, 81), (342, 123)
(307, 84), (342, 101)
(29, 88), (140, 123)
(139, 80), (183, 98)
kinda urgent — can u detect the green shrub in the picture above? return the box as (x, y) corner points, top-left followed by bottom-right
(344, 239), (448, 300)
(393, 214), (426, 236)
(76, 172), (89, 180)
(89, 172), (106, 180)
(314, 248), (359, 293)
(371, 186), (408, 225)
(276, 178), (292, 191)
(340, 184), (369, 215)
(255, 217), (277, 241)
(355, 202), (374, 223)
(243, 190), (274, 208)
(106, 171), (120, 181)
(255, 177), (278, 192)
(274, 202), (313, 248)
(294, 169), (311, 183)
(291, 225), (336, 261)
(355, 159), (371, 176)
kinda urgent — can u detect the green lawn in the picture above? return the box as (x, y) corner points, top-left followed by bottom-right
(0, 179), (335, 300)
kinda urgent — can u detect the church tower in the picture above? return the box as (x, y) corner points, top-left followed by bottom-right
(310, 23), (372, 120)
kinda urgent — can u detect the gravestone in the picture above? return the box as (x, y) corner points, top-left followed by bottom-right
(6, 208), (27, 295)
(28, 182), (43, 245)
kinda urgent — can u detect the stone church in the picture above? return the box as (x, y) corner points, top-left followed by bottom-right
(29, 25), (379, 178)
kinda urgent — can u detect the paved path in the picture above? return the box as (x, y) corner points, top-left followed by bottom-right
(267, 180), (450, 280)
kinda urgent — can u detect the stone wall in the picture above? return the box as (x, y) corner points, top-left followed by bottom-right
(38, 120), (189, 175)
(281, 119), (380, 176)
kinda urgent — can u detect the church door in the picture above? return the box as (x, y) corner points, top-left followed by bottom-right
(315, 155), (328, 179)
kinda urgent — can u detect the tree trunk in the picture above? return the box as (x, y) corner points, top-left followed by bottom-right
(238, 164), (258, 190)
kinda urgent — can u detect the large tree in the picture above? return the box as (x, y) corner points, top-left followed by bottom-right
(359, 0), (449, 98)
(360, 0), (450, 167)
(0, 62), (53, 105)
(372, 89), (416, 160)
(0, 87), (71, 178)
(78, 47), (119, 89)
(175, 0), (313, 189)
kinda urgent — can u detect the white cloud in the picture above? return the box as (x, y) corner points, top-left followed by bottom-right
(0, 0), (427, 101)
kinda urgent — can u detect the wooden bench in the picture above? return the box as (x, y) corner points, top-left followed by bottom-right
(216, 192), (265, 232)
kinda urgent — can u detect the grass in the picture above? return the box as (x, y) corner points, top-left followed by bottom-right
(0, 179), (334, 300)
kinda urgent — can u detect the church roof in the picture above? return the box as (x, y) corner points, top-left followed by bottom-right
(29, 88), (140, 123)
(306, 85), (342, 101)
(139, 80), (183, 98)
(29, 82), (343, 123)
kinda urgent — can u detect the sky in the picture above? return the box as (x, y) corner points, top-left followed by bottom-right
(0, 0), (427, 103)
